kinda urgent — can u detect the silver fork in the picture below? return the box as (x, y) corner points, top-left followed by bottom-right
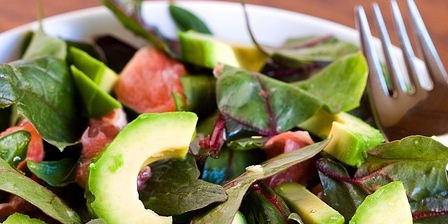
(355, 0), (448, 142)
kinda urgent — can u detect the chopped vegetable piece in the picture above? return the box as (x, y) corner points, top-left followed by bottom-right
(114, 46), (187, 113)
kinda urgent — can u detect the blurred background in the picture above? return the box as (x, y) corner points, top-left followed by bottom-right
(1, 0), (447, 65)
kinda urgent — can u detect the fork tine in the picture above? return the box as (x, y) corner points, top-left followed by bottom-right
(390, 0), (431, 92)
(355, 6), (390, 98)
(372, 3), (409, 95)
(406, 0), (448, 85)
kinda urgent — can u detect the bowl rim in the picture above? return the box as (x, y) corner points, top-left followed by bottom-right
(0, 1), (361, 63)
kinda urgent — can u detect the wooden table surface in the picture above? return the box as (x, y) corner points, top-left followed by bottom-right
(1, 0), (447, 65)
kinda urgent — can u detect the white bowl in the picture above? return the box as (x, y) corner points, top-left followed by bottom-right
(0, 1), (360, 64)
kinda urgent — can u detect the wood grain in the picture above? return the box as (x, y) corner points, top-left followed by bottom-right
(1, 0), (447, 65)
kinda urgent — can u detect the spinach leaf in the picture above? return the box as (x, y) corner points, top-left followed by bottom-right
(27, 158), (77, 187)
(192, 138), (329, 224)
(140, 154), (227, 216)
(0, 130), (30, 168)
(0, 57), (82, 150)
(169, 4), (212, 34)
(180, 74), (216, 116)
(0, 158), (82, 224)
(216, 65), (322, 136)
(202, 147), (265, 184)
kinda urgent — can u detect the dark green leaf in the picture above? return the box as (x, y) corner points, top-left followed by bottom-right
(356, 136), (448, 201)
(316, 157), (367, 221)
(202, 148), (265, 184)
(27, 158), (77, 187)
(169, 4), (212, 34)
(0, 107), (12, 131)
(0, 57), (82, 150)
(0, 130), (30, 168)
(216, 65), (322, 135)
(240, 183), (290, 224)
(181, 75), (216, 116)
(140, 154), (227, 216)
(0, 158), (82, 224)
(317, 136), (448, 221)
(293, 52), (368, 113)
(192, 138), (329, 224)
(93, 35), (137, 73)
(99, 0), (173, 56)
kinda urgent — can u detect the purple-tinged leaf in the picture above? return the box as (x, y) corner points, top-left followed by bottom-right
(240, 183), (290, 224)
(215, 65), (322, 136)
(99, 0), (174, 56)
(192, 138), (329, 224)
(317, 136), (448, 221)
(199, 114), (226, 157)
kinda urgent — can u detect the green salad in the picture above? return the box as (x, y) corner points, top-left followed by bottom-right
(1, 1), (448, 224)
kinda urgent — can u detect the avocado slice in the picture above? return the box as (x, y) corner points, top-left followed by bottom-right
(349, 181), (412, 224)
(274, 182), (344, 224)
(178, 30), (268, 71)
(69, 46), (118, 93)
(299, 110), (385, 167)
(86, 112), (198, 224)
(2, 213), (47, 224)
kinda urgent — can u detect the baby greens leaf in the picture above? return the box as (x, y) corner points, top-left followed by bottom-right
(27, 158), (77, 187)
(293, 52), (368, 113)
(0, 158), (82, 224)
(99, 0), (173, 56)
(140, 154), (227, 216)
(272, 37), (359, 66)
(316, 158), (367, 221)
(169, 4), (212, 34)
(180, 74), (216, 116)
(0, 57), (81, 150)
(21, 28), (67, 60)
(356, 136), (448, 201)
(192, 138), (329, 224)
(216, 65), (322, 135)
(240, 183), (291, 224)
(0, 130), (30, 167)
(202, 147), (265, 184)
(317, 136), (448, 221)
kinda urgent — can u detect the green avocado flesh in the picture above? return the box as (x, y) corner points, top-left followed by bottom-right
(275, 182), (344, 224)
(349, 181), (412, 224)
(178, 30), (267, 71)
(86, 112), (198, 224)
(300, 110), (384, 167)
